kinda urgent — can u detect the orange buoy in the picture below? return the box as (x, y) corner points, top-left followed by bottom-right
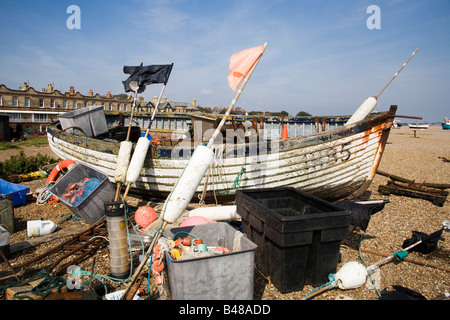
(153, 244), (162, 259)
(151, 137), (161, 147)
(182, 237), (191, 246)
(194, 239), (203, 246)
(281, 124), (288, 139)
(135, 206), (158, 229)
(45, 159), (76, 185)
(155, 274), (164, 286)
(174, 238), (182, 247)
(213, 246), (230, 254)
(44, 159), (76, 203)
(152, 259), (165, 273)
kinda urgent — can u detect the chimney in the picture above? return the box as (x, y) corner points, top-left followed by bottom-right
(21, 82), (29, 90)
(47, 83), (53, 93)
(106, 91), (111, 98)
(192, 98), (197, 108)
(162, 97), (167, 104)
(138, 95), (144, 103)
(88, 89), (93, 96)
(69, 86), (75, 95)
(152, 96), (158, 105)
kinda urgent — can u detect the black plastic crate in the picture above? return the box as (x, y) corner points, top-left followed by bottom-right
(236, 187), (351, 293)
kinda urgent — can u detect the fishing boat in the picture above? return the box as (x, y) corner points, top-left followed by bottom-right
(442, 118), (450, 130)
(408, 123), (429, 129)
(46, 105), (398, 203)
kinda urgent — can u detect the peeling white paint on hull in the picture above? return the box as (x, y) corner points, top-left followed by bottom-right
(47, 107), (396, 202)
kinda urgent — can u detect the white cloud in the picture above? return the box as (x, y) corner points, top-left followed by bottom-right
(200, 88), (214, 95)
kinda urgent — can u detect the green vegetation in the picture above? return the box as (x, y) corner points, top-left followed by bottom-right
(0, 142), (19, 151)
(0, 135), (58, 176)
(0, 151), (58, 176)
(0, 151), (57, 176)
(247, 110), (312, 117)
(0, 135), (49, 151)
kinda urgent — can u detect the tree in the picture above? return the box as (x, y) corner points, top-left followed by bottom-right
(296, 111), (312, 116)
(116, 93), (129, 100)
(270, 110), (289, 117)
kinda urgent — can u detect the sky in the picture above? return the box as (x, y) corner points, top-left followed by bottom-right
(0, 0), (449, 123)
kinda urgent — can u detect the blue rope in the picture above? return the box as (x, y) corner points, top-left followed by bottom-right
(60, 213), (83, 221)
(304, 273), (338, 300)
(358, 231), (381, 297)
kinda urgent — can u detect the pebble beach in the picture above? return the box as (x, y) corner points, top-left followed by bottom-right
(0, 124), (449, 301)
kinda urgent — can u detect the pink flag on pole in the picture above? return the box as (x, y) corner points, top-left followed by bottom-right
(228, 45), (265, 91)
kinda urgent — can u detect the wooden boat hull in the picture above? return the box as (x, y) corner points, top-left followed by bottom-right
(46, 106), (397, 203)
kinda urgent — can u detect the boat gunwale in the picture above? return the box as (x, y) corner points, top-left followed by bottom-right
(46, 107), (396, 202)
(46, 110), (394, 159)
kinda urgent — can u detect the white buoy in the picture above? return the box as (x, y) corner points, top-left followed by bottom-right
(162, 145), (215, 223)
(189, 205), (240, 221)
(334, 261), (368, 290)
(345, 96), (378, 125)
(114, 140), (133, 184)
(126, 137), (150, 185)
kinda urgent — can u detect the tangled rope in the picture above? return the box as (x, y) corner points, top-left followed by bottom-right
(36, 184), (54, 205)
(0, 267), (66, 300)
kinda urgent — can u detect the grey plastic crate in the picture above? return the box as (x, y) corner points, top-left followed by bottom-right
(58, 105), (108, 137)
(163, 222), (257, 300)
(49, 163), (115, 225)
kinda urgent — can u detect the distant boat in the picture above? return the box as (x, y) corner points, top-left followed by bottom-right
(408, 123), (429, 129)
(46, 105), (398, 203)
(392, 119), (401, 129)
(442, 118), (450, 130)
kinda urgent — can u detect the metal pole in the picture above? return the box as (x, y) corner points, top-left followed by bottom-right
(375, 48), (418, 99)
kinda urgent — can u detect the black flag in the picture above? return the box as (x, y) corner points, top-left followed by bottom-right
(122, 63), (173, 93)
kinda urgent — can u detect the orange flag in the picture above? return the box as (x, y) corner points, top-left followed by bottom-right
(228, 45), (265, 91)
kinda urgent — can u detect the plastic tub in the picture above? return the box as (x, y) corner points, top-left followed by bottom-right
(163, 222), (257, 300)
(0, 179), (30, 207)
(49, 163), (115, 225)
(236, 187), (351, 293)
(58, 105), (108, 137)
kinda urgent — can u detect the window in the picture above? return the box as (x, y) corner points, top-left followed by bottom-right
(35, 114), (47, 122)
(10, 113), (21, 122)
(63, 101), (67, 109)
(25, 98), (30, 107)
(108, 103), (112, 111)
(39, 99), (45, 108)
(84, 102), (88, 108)
(73, 101), (77, 109)
(124, 104), (127, 112)
(50, 99), (55, 108)
(0, 96), (2, 106)
(13, 97), (18, 106)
